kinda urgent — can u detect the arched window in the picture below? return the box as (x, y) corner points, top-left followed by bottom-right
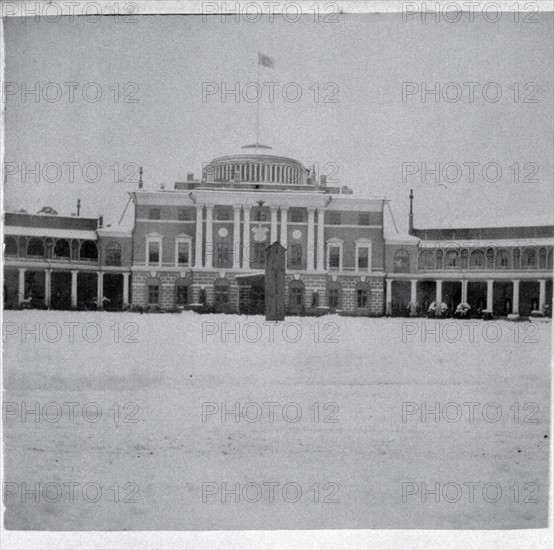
(175, 279), (190, 306)
(214, 278), (230, 311)
(80, 240), (98, 261)
(393, 249), (410, 273)
(470, 249), (485, 269)
(327, 281), (342, 310)
(445, 250), (458, 269)
(513, 248), (521, 269)
(486, 248), (495, 270)
(461, 249), (469, 269)
(419, 250), (434, 270)
(435, 250), (443, 270)
(539, 248), (547, 269)
(288, 280), (305, 314)
(548, 249), (553, 269)
(27, 237), (44, 258)
(495, 249), (510, 269)
(106, 242), (121, 266)
(522, 248), (537, 269)
(4, 236), (17, 256)
(54, 239), (70, 260)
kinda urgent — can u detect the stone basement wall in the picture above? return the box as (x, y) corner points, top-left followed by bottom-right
(327, 275), (384, 316)
(131, 270), (385, 315)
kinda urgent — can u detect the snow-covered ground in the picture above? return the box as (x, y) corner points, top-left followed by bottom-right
(2, 310), (550, 530)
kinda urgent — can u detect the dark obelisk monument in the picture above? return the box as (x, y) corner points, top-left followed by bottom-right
(265, 242), (286, 321)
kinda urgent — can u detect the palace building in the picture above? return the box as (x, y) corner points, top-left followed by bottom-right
(131, 144), (386, 315)
(3, 145), (553, 317)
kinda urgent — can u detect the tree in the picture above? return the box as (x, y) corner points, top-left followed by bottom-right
(37, 206), (58, 215)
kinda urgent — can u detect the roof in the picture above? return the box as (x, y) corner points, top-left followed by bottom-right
(412, 226), (554, 241)
(5, 212), (99, 231)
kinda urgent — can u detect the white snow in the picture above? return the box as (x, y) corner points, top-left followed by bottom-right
(2, 310), (550, 530)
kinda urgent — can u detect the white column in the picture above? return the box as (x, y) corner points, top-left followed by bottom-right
(280, 207), (288, 249)
(410, 279), (417, 316)
(270, 207), (278, 244)
(242, 205), (251, 269)
(512, 279), (520, 315)
(539, 279), (546, 311)
(461, 279), (468, 303)
(386, 278), (393, 315)
(233, 206), (241, 269)
(122, 272), (130, 307)
(194, 204), (203, 268)
(486, 279), (494, 311)
(71, 270), (78, 308)
(307, 207), (315, 270)
(435, 280), (443, 317)
(18, 268), (26, 304)
(44, 269), (52, 307)
(205, 206), (213, 269)
(316, 207), (325, 271)
(97, 272), (104, 308)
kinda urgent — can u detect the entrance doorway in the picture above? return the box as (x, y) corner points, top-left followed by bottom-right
(237, 274), (265, 315)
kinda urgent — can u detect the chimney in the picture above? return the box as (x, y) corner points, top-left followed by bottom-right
(98, 215), (103, 229)
(409, 189), (414, 234)
(76, 198), (81, 217)
(187, 172), (194, 182)
(138, 167), (143, 189)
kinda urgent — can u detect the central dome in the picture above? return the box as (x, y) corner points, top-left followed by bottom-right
(203, 144), (308, 187)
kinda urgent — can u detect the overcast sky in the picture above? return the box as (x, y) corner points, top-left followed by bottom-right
(4, 11), (553, 231)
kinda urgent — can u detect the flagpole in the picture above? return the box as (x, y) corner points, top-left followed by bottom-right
(256, 52), (260, 148)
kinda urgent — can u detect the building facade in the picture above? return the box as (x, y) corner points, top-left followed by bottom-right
(3, 146), (553, 318)
(130, 145), (386, 315)
(3, 212), (132, 310)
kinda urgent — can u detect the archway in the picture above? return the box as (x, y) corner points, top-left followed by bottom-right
(51, 272), (72, 309)
(104, 273), (124, 310)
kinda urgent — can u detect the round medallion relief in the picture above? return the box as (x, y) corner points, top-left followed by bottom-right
(218, 227), (228, 238)
(292, 229), (302, 240)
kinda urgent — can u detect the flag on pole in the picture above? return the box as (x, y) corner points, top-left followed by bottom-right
(258, 52), (275, 68)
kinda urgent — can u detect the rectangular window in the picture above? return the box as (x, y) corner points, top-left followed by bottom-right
(329, 212), (341, 225)
(290, 209), (304, 223)
(253, 242), (266, 266)
(254, 209), (267, 222)
(149, 208), (161, 220)
(358, 247), (369, 269)
(329, 246), (340, 269)
(289, 243), (303, 268)
(177, 241), (190, 266)
(358, 213), (370, 226)
(178, 208), (193, 221)
(148, 241), (160, 265)
(357, 289), (368, 308)
(216, 208), (231, 221)
(216, 242), (230, 266)
(148, 285), (159, 305)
